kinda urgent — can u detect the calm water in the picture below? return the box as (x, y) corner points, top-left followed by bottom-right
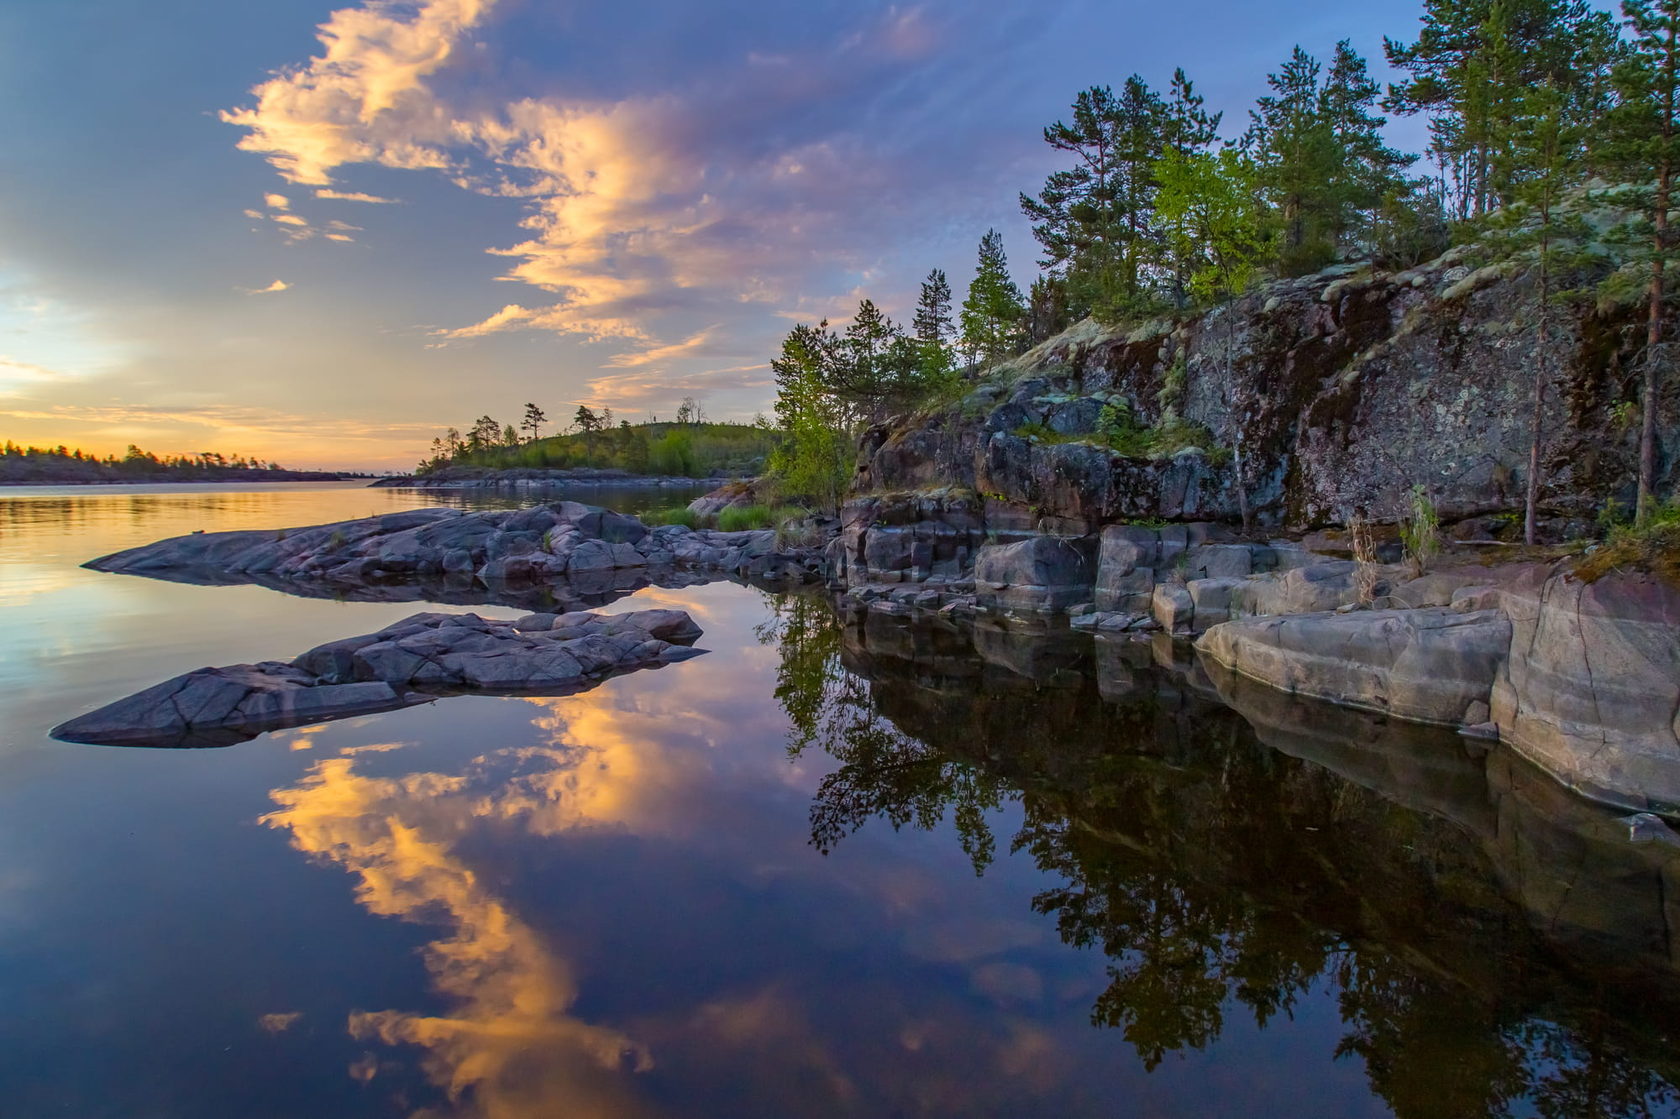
(0, 483), (1676, 1118)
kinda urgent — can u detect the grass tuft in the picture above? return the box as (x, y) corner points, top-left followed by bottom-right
(641, 506), (700, 529)
(1576, 500), (1680, 584)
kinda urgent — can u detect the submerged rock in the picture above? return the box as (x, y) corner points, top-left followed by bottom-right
(51, 607), (705, 748)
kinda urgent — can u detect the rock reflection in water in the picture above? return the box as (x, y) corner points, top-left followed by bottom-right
(763, 596), (1680, 1119)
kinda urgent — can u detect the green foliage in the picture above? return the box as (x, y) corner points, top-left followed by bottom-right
(960, 229), (1027, 364)
(1400, 484), (1443, 576)
(0, 440), (318, 482)
(640, 506), (699, 528)
(1241, 42), (1411, 274)
(418, 420), (774, 478)
(1155, 147), (1273, 306)
(1385, 0), (1622, 221)
(717, 504), (803, 532)
(1021, 71), (1222, 317)
(1578, 498), (1680, 582)
(1012, 402), (1226, 463)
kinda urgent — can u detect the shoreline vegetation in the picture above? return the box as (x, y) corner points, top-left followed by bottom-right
(413, 404), (777, 481)
(0, 441), (359, 485)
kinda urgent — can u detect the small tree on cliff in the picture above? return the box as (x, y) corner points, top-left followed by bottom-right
(1156, 146), (1273, 529)
(521, 402), (547, 442)
(913, 268), (956, 382)
(960, 230), (1026, 366)
(769, 321), (853, 512)
(1485, 77), (1591, 544)
(1598, 0), (1680, 524)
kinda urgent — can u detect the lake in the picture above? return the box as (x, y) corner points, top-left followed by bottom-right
(0, 482), (1675, 1118)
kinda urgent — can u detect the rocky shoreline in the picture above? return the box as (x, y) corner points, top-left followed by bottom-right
(66, 249), (1680, 812)
(86, 500), (825, 591)
(52, 606), (704, 747)
(830, 500), (1680, 815)
(76, 491), (1680, 816)
(371, 466), (725, 490)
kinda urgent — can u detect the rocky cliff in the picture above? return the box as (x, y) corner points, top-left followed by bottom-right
(852, 249), (1675, 538)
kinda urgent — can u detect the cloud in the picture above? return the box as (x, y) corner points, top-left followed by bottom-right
(219, 0), (1007, 359)
(582, 363), (772, 410)
(218, 0), (502, 187)
(0, 356), (72, 384)
(600, 326), (721, 369)
(314, 189), (399, 203)
(264, 193), (291, 209)
(244, 279), (291, 295)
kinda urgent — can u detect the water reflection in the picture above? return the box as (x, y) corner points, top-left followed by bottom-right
(768, 598), (1680, 1118)
(265, 735), (656, 1118)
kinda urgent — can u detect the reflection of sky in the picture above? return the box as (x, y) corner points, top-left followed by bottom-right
(0, 487), (1385, 1117)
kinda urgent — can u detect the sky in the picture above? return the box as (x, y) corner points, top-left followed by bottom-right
(0, 0), (1468, 471)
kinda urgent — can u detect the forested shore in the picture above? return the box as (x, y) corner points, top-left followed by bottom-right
(0, 442), (353, 484)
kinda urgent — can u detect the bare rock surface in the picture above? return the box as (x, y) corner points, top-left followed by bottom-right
(85, 500), (823, 595)
(1491, 566), (1680, 813)
(52, 607), (704, 748)
(1196, 605), (1513, 726)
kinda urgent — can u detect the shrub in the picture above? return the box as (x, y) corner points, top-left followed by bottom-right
(1400, 485), (1441, 577)
(1347, 514), (1378, 603)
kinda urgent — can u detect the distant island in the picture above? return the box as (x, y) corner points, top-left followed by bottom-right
(0, 442), (357, 485)
(412, 403), (776, 480)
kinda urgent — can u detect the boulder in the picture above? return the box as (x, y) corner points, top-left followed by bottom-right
(1196, 606), (1512, 727)
(1491, 567), (1680, 813)
(975, 536), (1096, 614)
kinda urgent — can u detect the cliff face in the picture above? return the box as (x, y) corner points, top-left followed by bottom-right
(856, 249), (1677, 533)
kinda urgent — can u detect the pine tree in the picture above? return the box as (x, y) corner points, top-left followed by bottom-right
(1385, 0), (1621, 219)
(1242, 43), (1406, 274)
(913, 267), (957, 385)
(1322, 42), (1414, 250)
(1598, 0), (1680, 521)
(960, 230), (1026, 365)
(835, 299), (921, 418)
(521, 402), (547, 442)
(1483, 78), (1591, 543)
(1020, 79), (1167, 318)
(913, 268), (953, 346)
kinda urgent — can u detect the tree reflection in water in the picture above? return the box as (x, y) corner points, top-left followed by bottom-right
(758, 594), (1680, 1119)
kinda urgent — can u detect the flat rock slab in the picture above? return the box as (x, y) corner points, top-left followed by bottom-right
(52, 607), (705, 748)
(1196, 605), (1511, 727)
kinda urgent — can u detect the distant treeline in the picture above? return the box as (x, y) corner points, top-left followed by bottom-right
(0, 442), (348, 484)
(417, 402), (776, 479)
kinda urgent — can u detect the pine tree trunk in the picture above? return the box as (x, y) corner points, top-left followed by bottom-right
(1640, 222), (1664, 524)
(1640, 44), (1674, 523)
(1526, 263), (1549, 547)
